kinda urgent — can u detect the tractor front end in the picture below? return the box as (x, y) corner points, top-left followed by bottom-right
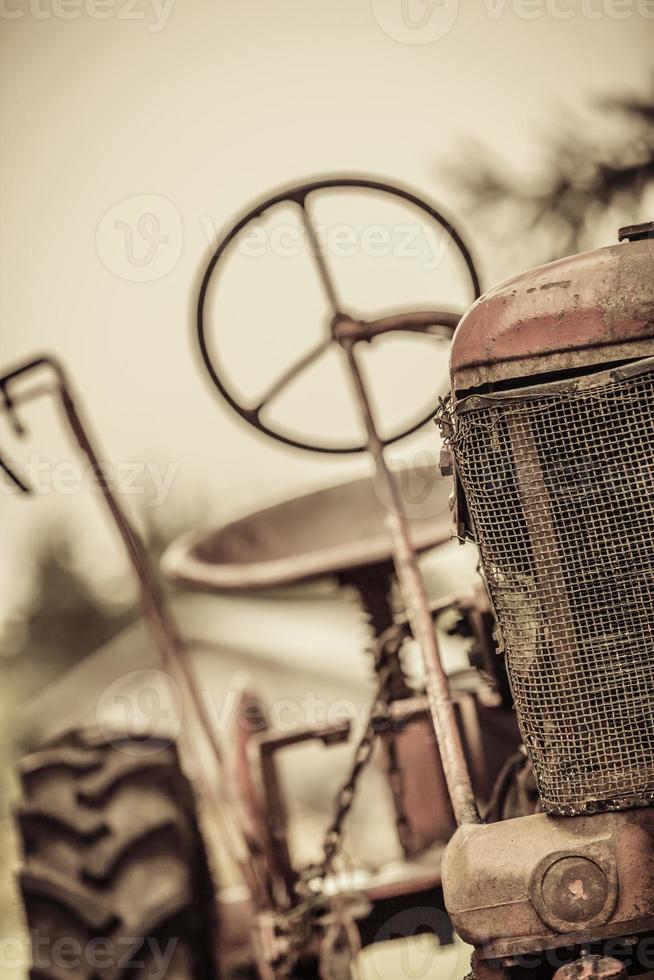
(440, 222), (654, 978)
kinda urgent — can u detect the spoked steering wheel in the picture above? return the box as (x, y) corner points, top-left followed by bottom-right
(197, 177), (481, 454)
(197, 176), (484, 827)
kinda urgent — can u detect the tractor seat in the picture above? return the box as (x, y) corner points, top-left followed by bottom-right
(161, 467), (453, 593)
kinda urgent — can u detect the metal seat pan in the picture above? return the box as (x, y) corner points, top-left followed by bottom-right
(161, 469), (453, 593)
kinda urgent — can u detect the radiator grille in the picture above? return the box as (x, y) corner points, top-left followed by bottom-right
(448, 359), (654, 814)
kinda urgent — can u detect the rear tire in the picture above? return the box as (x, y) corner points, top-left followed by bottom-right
(15, 727), (218, 979)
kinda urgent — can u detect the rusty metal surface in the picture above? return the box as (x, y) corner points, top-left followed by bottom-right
(332, 309), (461, 342)
(470, 952), (512, 980)
(161, 468), (452, 592)
(531, 850), (617, 934)
(441, 807), (654, 960)
(378, 700), (456, 855)
(443, 355), (654, 815)
(379, 690), (522, 854)
(451, 237), (654, 391)
(553, 954), (627, 980)
(340, 334), (480, 827)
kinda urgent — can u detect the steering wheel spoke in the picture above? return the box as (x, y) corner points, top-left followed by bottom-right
(198, 177), (480, 454)
(296, 196), (342, 316)
(250, 335), (334, 417)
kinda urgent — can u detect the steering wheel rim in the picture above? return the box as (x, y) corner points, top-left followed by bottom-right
(197, 177), (481, 454)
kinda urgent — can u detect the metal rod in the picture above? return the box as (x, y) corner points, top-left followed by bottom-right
(297, 199), (342, 315)
(252, 335), (333, 415)
(0, 356), (268, 903)
(340, 340), (480, 826)
(364, 310), (460, 335)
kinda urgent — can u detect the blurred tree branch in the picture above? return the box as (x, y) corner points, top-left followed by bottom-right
(2, 500), (206, 686)
(446, 80), (654, 267)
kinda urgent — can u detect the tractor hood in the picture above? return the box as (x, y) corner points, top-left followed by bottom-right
(451, 226), (654, 392)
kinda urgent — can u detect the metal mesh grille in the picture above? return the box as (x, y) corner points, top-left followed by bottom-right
(449, 360), (654, 814)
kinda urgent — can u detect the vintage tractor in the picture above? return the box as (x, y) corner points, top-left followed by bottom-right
(4, 176), (652, 979)
(439, 218), (654, 980)
(5, 177), (516, 979)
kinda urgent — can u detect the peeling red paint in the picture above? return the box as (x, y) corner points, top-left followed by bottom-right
(451, 239), (654, 389)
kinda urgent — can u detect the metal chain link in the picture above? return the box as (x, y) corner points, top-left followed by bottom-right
(275, 620), (414, 979)
(314, 620), (411, 880)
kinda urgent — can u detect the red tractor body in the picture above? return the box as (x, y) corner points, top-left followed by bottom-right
(451, 229), (654, 392)
(442, 223), (654, 973)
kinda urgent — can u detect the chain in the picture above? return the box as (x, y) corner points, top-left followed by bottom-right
(274, 620), (414, 979)
(316, 620), (411, 880)
(375, 624), (417, 855)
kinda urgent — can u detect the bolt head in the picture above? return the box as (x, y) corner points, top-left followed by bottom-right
(440, 447), (453, 477)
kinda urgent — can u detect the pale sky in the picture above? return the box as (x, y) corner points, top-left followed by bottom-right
(1, 0), (653, 614)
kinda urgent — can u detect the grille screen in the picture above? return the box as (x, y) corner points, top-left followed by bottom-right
(448, 359), (654, 814)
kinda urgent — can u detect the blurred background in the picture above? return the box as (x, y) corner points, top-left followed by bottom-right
(1, 2), (654, 977)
